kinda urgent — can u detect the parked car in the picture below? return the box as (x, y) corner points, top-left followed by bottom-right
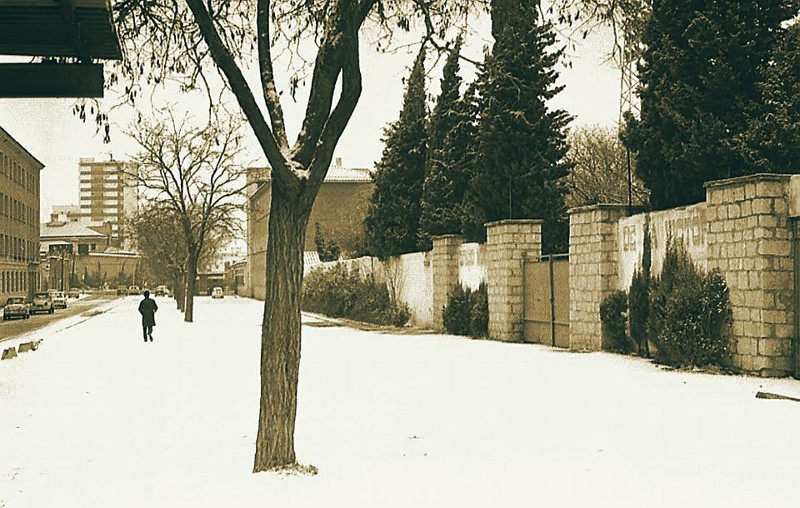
(68, 287), (81, 298)
(3, 296), (30, 320)
(30, 292), (54, 315)
(155, 285), (170, 297)
(49, 290), (68, 309)
(127, 285), (141, 296)
(211, 287), (224, 299)
(116, 285), (127, 296)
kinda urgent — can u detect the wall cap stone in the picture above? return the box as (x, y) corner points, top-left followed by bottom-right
(431, 234), (465, 241)
(704, 173), (792, 190)
(567, 203), (637, 215)
(485, 219), (543, 228)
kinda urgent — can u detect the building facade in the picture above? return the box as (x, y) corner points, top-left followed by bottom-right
(78, 157), (138, 247)
(245, 159), (373, 299)
(0, 125), (44, 301)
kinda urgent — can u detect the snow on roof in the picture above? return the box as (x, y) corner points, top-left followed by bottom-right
(40, 221), (107, 239)
(323, 165), (372, 183)
(248, 163), (372, 184)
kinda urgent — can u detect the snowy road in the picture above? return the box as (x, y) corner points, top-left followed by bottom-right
(1, 296), (799, 508)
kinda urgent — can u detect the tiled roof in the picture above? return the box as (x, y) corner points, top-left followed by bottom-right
(40, 221), (107, 239)
(323, 166), (372, 183)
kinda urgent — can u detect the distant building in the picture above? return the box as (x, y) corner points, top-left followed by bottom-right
(0, 125), (44, 301)
(245, 158), (373, 300)
(224, 258), (246, 296)
(40, 216), (111, 255)
(40, 217), (145, 290)
(51, 204), (82, 222)
(77, 157), (138, 248)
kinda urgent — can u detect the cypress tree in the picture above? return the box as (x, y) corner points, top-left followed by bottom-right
(365, 47), (429, 257)
(738, 22), (800, 174)
(419, 37), (466, 250)
(624, 0), (795, 209)
(472, 0), (572, 252)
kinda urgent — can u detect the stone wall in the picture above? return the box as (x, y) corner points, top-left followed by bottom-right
(486, 220), (542, 342)
(432, 235), (463, 330)
(705, 174), (794, 376)
(568, 205), (629, 351)
(569, 174), (797, 378)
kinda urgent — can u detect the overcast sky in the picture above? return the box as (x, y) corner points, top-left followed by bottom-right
(0, 19), (620, 218)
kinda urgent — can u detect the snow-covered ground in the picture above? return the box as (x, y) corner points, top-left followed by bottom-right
(1, 296), (799, 508)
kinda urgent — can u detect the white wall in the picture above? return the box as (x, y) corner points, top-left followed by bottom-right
(617, 202), (707, 290)
(458, 242), (486, 291)
(311, 252), (435, 328)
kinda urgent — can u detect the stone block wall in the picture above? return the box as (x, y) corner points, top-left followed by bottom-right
(431, 235), (464, 331)
(568, 205), (630, 351)
(704, 174), (794, 377)
(486, 220), (542, 342)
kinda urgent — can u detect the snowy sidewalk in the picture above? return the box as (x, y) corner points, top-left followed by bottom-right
(1, 296), (799, 508)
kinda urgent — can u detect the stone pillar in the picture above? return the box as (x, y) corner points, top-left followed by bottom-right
(486, 220), (542, 342)
(431, 235), (464, 331)
(705, 174), (794, 377)
(568, 205), (629, 351)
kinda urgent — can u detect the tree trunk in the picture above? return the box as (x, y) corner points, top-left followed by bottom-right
(253, 197), (309, 471)
(185, 254), (198, 322)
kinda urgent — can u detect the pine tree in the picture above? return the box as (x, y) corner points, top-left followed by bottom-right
(450, 84), (484, 242)
(472, 0), (572, 252)
(365, 47), (429, 258)
(419, 37), (466, 250)
(624, 0), (795, 210)
(738, 22), (800, 174)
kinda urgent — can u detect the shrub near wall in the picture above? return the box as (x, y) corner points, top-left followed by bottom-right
(443, 283), (488, 337)
(302, 264), (409, 327)
(648, 240), (731, 368)
(600, 290), (629, 352)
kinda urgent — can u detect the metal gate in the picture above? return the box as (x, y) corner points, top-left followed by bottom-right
(523, 253), (569, 348)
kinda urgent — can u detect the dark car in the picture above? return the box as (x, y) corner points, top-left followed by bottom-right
(30, 292), (54, 314)
(3, 296), (30, 320)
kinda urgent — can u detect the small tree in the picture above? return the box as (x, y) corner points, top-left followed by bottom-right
(648, 239), (731, 367)
(131, 108), (246, 322)
(365, 47), (429, 258)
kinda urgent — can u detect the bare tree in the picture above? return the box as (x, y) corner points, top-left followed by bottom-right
(128, 203), (189, 310)
(565, 125), (648, 208)
(114, 0), (487, 472)
(130, 108), (247, 322)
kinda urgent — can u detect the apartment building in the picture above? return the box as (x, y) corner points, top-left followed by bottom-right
(78, 157), (138, 247)
(0, 125), (44, 301)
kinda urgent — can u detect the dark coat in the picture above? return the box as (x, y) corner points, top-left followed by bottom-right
(138, 297), (158, 327)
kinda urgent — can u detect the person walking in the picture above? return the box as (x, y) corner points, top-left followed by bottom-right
(138, 290), (158, 342)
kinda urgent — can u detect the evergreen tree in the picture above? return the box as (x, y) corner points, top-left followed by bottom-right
(624, 0), (795, 210)
(365, 47), (429, 258)
(472, 0), (572, 252)
(419, 37), (466, 250)
(451, 84), (484, 242)
(738, 22), (800, 174)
